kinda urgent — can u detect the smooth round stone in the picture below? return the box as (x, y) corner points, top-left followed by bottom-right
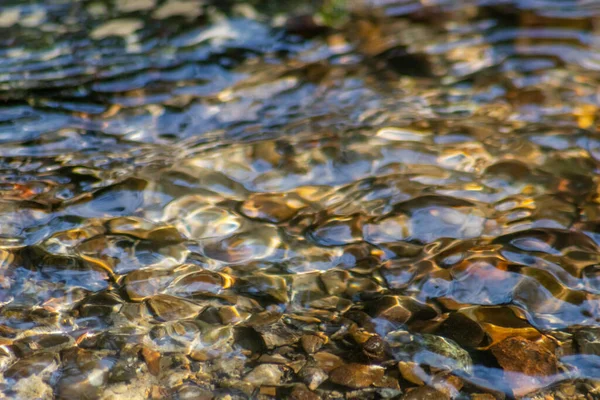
(240, 193), (308, 223)
(13, 333), (75, 358)
(387, 331), (472, 374)
(365, 295), (438, 324)
(55, 348), (115, 400)
(202, 225), (281, 263)
(329, 363), (385, 389)
(145, 321), (232, 360)
(243, 363), (284, 386)
(308, 215), (364, 246)
(41, 225), (105, 255)
(178, 206), (244, 240)
(365, 195), (486, 244)
(236, 273), (289, 304)
(4, 353), (59, 381)
(166, 269), (233, 298)
(107, 216), (185, 243)
(146, 294), (204, 321)
(124, 267), (176, 301)
(77, 235), (187, 275)
(189, 324), (234, 361)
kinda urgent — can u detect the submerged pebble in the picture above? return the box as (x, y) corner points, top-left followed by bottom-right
(0, 0), (598, 399)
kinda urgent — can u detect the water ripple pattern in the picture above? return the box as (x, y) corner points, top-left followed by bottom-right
(1, 0), (600, 399)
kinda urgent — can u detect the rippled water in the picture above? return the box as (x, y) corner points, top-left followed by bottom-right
(2, 0), (600, 399)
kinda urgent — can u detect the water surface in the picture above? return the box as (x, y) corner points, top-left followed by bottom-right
(1, 0), (600, 399)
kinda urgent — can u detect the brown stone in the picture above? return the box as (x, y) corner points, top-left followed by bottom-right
(289, 384), (321, 400)
(366, 295), (437, 324)
(260, 386), (277, 396)
(141, 347), (161, 376)
(401, 386), (450, 400)
(328, 363), (385, 389)
(301, 334), (325, 354)
(373, 375), (400, 390)
(491, 336), (559, 397)
(491, 336), (558, 376)
(299, 366), (328, 391)
(243, 364), (283, 386)
(398, 361), (426, 385)
(431, 373), (463, 398)
(150, 385), (166, 399)
(470, 394), (497, 400)
(312, 352), (344, 372)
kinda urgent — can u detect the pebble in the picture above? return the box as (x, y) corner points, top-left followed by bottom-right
(243, 364), (284, 387)
(401, 386), (450, 400)
(491, 336), (558, 376)
(328, 363), (385, 389)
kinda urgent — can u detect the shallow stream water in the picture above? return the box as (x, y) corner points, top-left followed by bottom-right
(2, 0), (600, 399)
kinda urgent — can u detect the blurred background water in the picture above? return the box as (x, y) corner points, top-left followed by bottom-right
(2, 1), (600, 399)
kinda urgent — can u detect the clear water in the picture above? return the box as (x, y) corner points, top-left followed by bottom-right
(1, 1), (600, 399)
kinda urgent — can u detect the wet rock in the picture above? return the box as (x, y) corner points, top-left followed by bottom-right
(470, 394), (497, 400)
(573, 327), (600, 356)
(401, 386), (450, 400)
(289, 384), (321, 400)
(491, 336), (558, 396)
(55, 348), (115, 400)
(435, 312), (487, 348)
(441, 306), (541, 349)
(11, 375), (53, 400)
(189, 324), (234, 361)
(65, 178), (147, 219)
(365, 196), (485, 243)
(398, 361), (426, 385)
(252, 320), (301, 349)
(243, 363), (284, 386)
(4, 352), (59, 380)
(99, 373), (155, 400)
(167, 269), (234, 298)
(361, 335), (388, 360)
(299, 365), (328, 390)
(236, 273), (289, 304)
(329, 363), (385, 389)
(109, 346), (142, 383)
(312, 352), (344, 372)
(388, 331), (472, 374)
(124, 268), (175, 301)
(78, 291), (124, 318)
(309, 296), (353, 313)
(491, 336), (558, 376)
(77, 234), (187, 275)
(308, 215), (365, 247)
(176, 384), (213, 400)
(106, 216), (185, 243)
(431, 373), (463, 398)
(301, 334), (326, 354)
(168, 202), (243, 239)
(160, 360), (193, 389)
(78, 326), (149, 351)
(145, 320), (233, 361)
(13, 333), (75, 358)
(261, 386), (279, 396)
(320, 270), (349, 295)
(203, 226), (281, 263)
(0, 344), (15, 372)
(147, 294), (204, 321)
(142, 347), (161, 376)
(365, 296), (437, 324)
(241, 193), (307, 223)
(524, 379), (600, 400)
(373, 375), (401, 390)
